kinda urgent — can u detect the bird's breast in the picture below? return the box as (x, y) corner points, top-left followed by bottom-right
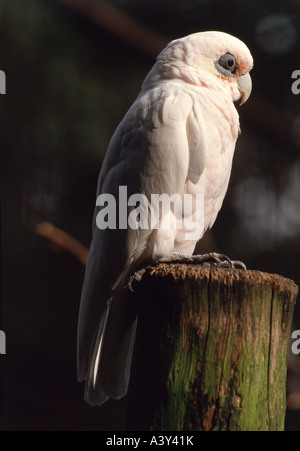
(185, 88), (240, 231)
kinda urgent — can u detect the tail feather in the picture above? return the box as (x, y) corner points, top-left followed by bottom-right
(84, 302), (111, 406)
(82, 292), (138, 406)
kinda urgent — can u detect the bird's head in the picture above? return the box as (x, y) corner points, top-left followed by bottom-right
(146, 31), (253, 106)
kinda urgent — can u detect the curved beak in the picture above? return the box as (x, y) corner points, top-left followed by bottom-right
(237, 72), (252, 106)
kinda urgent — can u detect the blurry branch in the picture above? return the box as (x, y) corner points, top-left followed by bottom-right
(288, 355), (300, 376)
(54, 0), (300, 150)
(37, 222), (89, 265)
(287, 392), (300, 410)
(54, 0), (168, 59)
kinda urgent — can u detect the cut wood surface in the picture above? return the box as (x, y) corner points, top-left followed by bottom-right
(126, 264), (298, 431)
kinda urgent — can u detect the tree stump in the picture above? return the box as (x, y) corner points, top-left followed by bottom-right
(126, 264), (298, 431)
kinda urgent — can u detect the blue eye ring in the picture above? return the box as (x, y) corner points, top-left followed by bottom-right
(216, 53), (237, 77)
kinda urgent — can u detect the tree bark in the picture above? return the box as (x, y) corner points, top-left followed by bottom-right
(126, 264), (298, 431)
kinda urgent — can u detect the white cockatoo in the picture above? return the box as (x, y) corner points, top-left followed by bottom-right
(77, 31), (253, 406)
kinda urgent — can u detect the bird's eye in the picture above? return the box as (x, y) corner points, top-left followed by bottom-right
(216, 53), (237, 77)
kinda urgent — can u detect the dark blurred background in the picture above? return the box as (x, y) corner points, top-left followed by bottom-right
(1, 0), (300, 431)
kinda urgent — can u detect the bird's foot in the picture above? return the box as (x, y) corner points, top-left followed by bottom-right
(126, 252), (246, 292)
(158, 252), (247, 270)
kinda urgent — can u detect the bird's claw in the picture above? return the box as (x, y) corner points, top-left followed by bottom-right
(126, 267), (148, 293)
(202, 253), (247, 270)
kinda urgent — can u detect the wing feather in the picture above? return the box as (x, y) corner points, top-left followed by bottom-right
(77, 83), (207, 404)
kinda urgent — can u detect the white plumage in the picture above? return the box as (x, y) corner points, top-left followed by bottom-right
(77, 31), (253, 405)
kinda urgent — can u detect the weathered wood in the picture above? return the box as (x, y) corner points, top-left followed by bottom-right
(126, 264), (298, 431)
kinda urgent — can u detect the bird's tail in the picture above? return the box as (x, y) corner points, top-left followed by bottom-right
(83, 291), (138, 406)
